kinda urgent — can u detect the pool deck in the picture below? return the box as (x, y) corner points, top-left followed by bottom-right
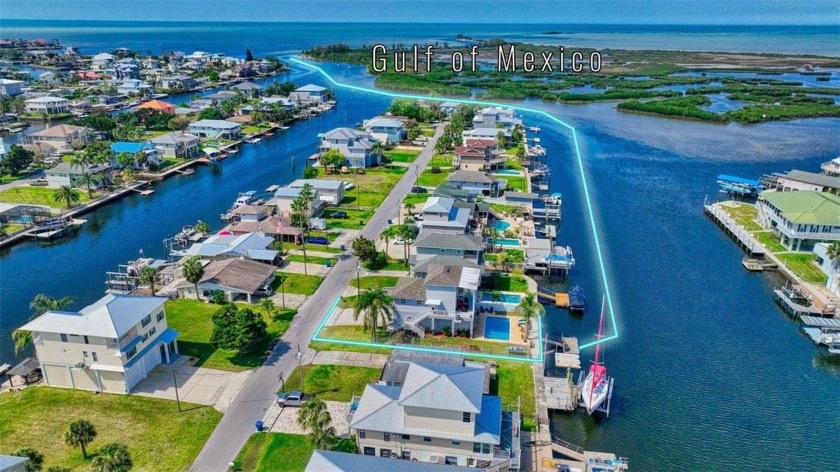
(474, 313), (529, 346)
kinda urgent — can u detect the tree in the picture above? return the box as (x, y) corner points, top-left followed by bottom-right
(351, 236), (377, 265)
(210, 304), (268, 353)
(291, 184), (315, 276)
(397, 224), (415, 265)
(1, 145), (34, 176)
(91, 443), (132, 472)
(114, 152), (134, 170)
(198, 108), (224, 120)
(353, 288), (395, 342)
(246, 49), (254, 62)
(379, 230), (393, 256)
(168, 115), (191, 131)
(261, 297), (276, 319)
(297, 398), (337, 450)
(47, 468), (72, 472)
(320, 149), (345, 174)
(53, 185), (81, 208)
(303, 166), (318, 179)
(65, 419), (97, 459)
(517, 292), (544, 340)
(75, 171), (96, 197)
(194, 220), (211, 235)
(182, 256), (205, 300)
(827, 241), (840, 263)
(483, 225), (500, 253)
(139, 267), (158, 296)
(12, 448), (44, 472)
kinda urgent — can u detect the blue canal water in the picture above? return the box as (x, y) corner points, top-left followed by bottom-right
(0, 22), (839, 471)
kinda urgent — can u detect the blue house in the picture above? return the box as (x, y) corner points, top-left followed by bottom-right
(363, 117), (406, 144)
(110, 141), (161, 168)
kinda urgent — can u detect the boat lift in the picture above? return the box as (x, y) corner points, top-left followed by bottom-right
(576, 370), (615, 417)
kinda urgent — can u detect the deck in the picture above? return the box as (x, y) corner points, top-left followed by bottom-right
(704, 202), (766, 255)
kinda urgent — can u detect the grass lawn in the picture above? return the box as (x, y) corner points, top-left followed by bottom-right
(0, 186), (93, 209)
(482, 273), (530, 293)
(485, 249), (526, 263)
(384, 149), (420, 163)
(324, 208), (374, 230)
(776, 253), (828, 283)
(2, 223), (25, 235)
(291, 243), (345, 254)
(164, 299), (296, 371)
(501, 176), (529, 192)
(421, 128), (435, 137)
(243, 125), (270, 135)
(720, 202), (762, 231)
(417, 170), (450, 188)
(316, 325), (517, 357)
(427, 154), (453, 168)
(365, 257), (410, 272)
(280, 365), (381, 400)
(234, 433), (313, 472)
(493, 361), (536, 431)
(285, 254), (336, 266)
(0, 387), (220, 472)
(319, 167), (407, 208)
(403, 193), (431, 206)
(753, 231), (787, 253)
(506, 159), (524, 170)
(350, 275), (400, 289)
(273, 272), (324, 295)
(311, 325), (393, 354)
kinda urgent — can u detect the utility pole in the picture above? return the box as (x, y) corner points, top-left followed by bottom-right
(278, 372), (285, 392)
(172, 370), (181, 412)
(356, 261), (361, 300)
(296, 344), (304, 393)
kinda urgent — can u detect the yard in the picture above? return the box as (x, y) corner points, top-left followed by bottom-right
(0, 387), (220, 471)
(427, 153), (453, 168)
(318, 167), (407, 208)
(164, 299), (296, 372)
(323, 207), (374, 230)
(349, 275), (400, 290)
(416, 169), (450, 188)
(403, 193), (431, 207)
(280, 365), (381, 401)
(493, 362), (536, 431)
(482, 273), (530, 293)
(720, 202), (763, 231)
(752, 231), (787, 253)
(285, 254), (336, 266)
(485, 249), (526, 264)
(0, 186), (93, 208)
(233, 433), (314, 472)
(501, 175), (529, 192)
(383, 149), (421, 163)
(776, 253), (829, 283)
(273, 272), (324, 295)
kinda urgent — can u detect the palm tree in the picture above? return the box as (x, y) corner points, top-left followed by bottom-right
(12, 447), (44, 472)
(353, 288), (395, 343)
(297, 398), (336, 450)
(379, 231), (391, 256)
(827, 241), (840, 263)
(397, 224), (414, 265)
(182, 256), (205, 301)
(517, 292), (544, 340)
(75, 171), (95, 197)
(65, 419), (97, 459)
(490, 290), (504, 303)
(194, 220), (210, 235)
(13, 294), (78, 354)
(261, 298), (275, 319)
(483, 225), (500, 253)
(291, 197), (310, 276)
(53, 185), (81, 208)
(91, 443), (132, 472)
(139, 267), (158, 296)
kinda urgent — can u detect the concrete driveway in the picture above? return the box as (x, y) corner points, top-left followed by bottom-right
(132, 357), (253, 413)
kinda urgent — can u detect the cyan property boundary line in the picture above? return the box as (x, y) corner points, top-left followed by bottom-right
(292, 57), (618, 355)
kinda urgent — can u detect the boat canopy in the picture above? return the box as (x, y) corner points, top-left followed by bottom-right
(717, 174), (760, 186)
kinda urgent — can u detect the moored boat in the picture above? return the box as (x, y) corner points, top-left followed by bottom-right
(581, 301), (610, 415)
(569, 285), (586, 312)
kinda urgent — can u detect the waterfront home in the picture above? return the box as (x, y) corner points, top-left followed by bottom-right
(95, 93), (128, 105)
(0, 78), (24, 96)
(188, 119), (242, 139)
(138, 99), (176, 114)
(447, 171), (502, 198)
(110, 141), (162, 168)
(151, 132), (201, 158)
(814, 242), (840, 297)
(419, 196), (471, 234)
(412, 232), (484, 273)
(174, 231), (278, 264)
(228, 204), (270, 223)
(228, 215), (303, 244)
(290, 84), (329, 104)
(160, 75), (199, 90)
(454, 144), (506, 172)
(289, 178), (345, 204)
(204, 91), (237, 102)
(45, 162), (111, 188)
(305, 450), (482, 472)
(462, 128), (510, 142)
(189, 99), (215, 111)
(524, 237), (575, 273)
(231, 80), (263, 97)
(273, 187), (323, 217)
(438, 101), (459, 117)
(392, 264), (480, 337)
(39, 71), (58, 83)
(259, 96), (295, 110)
(434, 184), (475, 202)
(24, 124), (93, 149)
(821, 157), (840, 177)
(175, 257), (275, 304)
(504, 191), (540, 208)
(18, 294), (179, 394)
(764, 169), (840, 194)
(349, 360), (520, 468)
(91, 52), (115, 70)
(24, 96), (70, 115)
(114, 63), (141, 81)
(757, 191), (840, 251)
(142, 58), (160, 69)
(473, 106), (520, 129)
(319, 127), (381, 168)
(363, 117), (406, 144)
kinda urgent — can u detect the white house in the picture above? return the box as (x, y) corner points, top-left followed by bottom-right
(412, 232), (484, 273)
(24, 96), (70, 115)
(392, 264), (480, 337)
(304, 450), (482, 472)
(19, 294), (179, 394)
(419, 196), (471, 234)
(363, 117), (406, 144)
(151, 132), (201, 158)
(447, 171), (502, 198)
(173, 231), (278, 264)
(45, 162), (111, 188)
(116, 79), (151, 95)
(439, 101), (459, 117)
(0, 78), (24, 96)
(290, 84), (328, 104)
(91, 52), (115, 70)
(288, 179), (345, 205)
(273, 187), (323, 216)
(757, 191), (840, 251)
(24, 124), (93, 149)
(188, 119), (242, 139)
(814, 242), (840, 297)
(319, 127), (380, 168)
(766, 169), (840, 194)
(472, 107), (520, 129)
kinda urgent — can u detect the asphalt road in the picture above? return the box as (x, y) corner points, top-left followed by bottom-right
(190, 123), (444, 471)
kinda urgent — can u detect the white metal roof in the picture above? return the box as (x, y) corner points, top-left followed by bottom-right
(20, 294), (165, 338)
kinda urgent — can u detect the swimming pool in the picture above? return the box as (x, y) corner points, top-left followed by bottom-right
(483, 316), (511, 341)
(492, 220), (511, 231)
(495, 169), (521, 176)
(495, 238), (520, 247)
(482, 292), (522, 304)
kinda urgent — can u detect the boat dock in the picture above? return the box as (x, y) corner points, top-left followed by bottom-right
(537, 287), (570, 307)
(742, 256), (777, 272)
(703, 201), (766, 255)
(576, 370), (615, 417)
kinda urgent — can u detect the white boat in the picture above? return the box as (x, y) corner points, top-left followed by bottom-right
(233, 190), (258, 207)
(581, 300), (610, 415)
(529, 126), (541, 132)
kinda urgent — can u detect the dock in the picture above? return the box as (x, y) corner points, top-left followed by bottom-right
(704, 201), (766, 255)
(537, 287), (570, 308)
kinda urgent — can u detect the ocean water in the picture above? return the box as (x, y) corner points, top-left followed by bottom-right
(0, 22), (839, 471)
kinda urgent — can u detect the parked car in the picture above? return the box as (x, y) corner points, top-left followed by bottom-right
(276, 390), (304, 407)
(331, 211), (348, 219)
(411, 186), (427, 194)
(393, 237), (414, 245)
(29, 179), (48, 186)
(306, 236), (329, 245)
(255, 285), (274, 297)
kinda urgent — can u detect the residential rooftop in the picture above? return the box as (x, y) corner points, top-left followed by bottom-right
(760, 190), (840, 226)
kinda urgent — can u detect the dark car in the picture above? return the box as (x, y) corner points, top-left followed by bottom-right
(331, 211), (348, 219)
(411, 186), (427, 194)
(306, 236), (329, 245)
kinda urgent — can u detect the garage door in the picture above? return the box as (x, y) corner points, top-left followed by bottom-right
(44, 364), (71, 388)
(71, 368), (98, 392)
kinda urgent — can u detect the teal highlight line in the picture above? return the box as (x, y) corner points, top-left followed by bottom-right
(292, 57), (617, 351)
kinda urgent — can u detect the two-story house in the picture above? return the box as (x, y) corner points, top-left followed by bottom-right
(151, 132), (201, 158)
(363, 117), (406, 144)
(349, 360), (520, 469)
(412, 232), (484, 275)
(472, 106), (520, 129)
(188, 119), (242, 139)
(273, 187), (323, 217)
(419, 196), (471, 235)
(447, 171), (502, 198)
(24, 96), (70, 115)
(24, 124), (93, 150)
(757, 190), (840, 251)
(454, 144), (506, 172)
(19, 294), (179, 394)
(0, 78), (24, 96)
(392, 264), (480, 337)
(288, 179), (345, 205)
(290, 84), (329, 104)
(319, 127), (380, 168)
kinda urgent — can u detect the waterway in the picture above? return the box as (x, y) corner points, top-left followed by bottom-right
(1, 25), (839, 471)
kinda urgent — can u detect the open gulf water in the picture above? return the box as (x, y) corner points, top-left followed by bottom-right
(0, 22), (839, 470)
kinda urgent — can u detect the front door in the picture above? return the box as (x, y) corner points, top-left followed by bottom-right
(159, 344), (168, 363)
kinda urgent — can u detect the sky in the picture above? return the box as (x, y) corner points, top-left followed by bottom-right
(2, 0), (839, 25)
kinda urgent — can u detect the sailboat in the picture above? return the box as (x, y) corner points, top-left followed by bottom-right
(581, 298), (609, 415)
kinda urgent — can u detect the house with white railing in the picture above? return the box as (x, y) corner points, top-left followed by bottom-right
(392, 265), (480, 338)
(757, 190), (840, 251)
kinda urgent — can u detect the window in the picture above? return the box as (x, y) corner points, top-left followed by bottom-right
(148, 327), (157, 337)
(423, 437), (432, 443)
(473, 443), (481, 453)
(142, 333), (148, 342)
(358, 430), (366, 439)
(379, 449), (392, 458)
(83, 335), (89, 344)
(83, 351), (88, 358)
(482, 444), (491, 454)
(452, 441), (460, 446)
(157, 312), (164, 322)
(401, 451), (411, 460)
(141, 315), (152, 327)
(60, 333), (68, 342)
(126, 346), (137, 360)
(401, 434), (410, 441)
(445, 456), (458, 465)
(92, 352), (98, 362)
(363, 447), (375, 456)
(463, 412), (471, 423)
(383, 433), (390, 442)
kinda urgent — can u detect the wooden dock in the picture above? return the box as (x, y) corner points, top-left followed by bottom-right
(537, 288), (570, 307)
(704, 201), (766, 255)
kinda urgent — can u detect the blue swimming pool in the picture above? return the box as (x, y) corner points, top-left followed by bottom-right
(495, 238), (520, 247)
(482, 293), (522, 304)
(483, 316), (511, 341)
(492, 220), (511, 231)
(495, 169), (521, 176)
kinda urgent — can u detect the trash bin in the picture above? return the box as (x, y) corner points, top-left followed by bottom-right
(340, 244), (345, 251)
(255, 420), (264, 432)
(326, 260), (331, 268)
(388, 219), (393, 225)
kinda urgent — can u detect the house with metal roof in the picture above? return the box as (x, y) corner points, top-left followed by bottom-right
(24, 96), (69, 115)
(419, 196), (471, 235)
(438, 101), (459, 117)
(349, 360), (520, 469)
(757, 191), (840, 251)
(413, 232), (484, 272)
(765, 169), (840, 194)
(289, 179), (345, 204)
(472, 106), (520, 129)
(319, 127), (381, 168)
(230, 80), (263, 97)
(447, 171), (502, 198)
(151, 131), (200, 158)
(45, 162), (111, 188)
(273, 186), (323, 216)
(363, 117), (406, 144)
(290, 84), (329, 104)
(18, 294), (179, 394)
(305, 450), (483, 472)
(175, 257), (275, 304)
(0, 78), (24, 97)
(0, 454), (28, 472)
(188, 119), (242, 139)
(173, 231), (278, 263)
